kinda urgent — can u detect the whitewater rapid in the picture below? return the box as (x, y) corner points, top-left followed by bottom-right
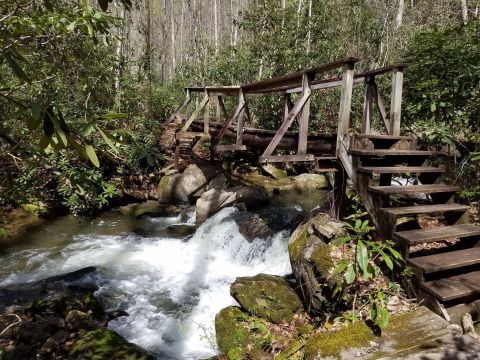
(0, 206), (297, 359)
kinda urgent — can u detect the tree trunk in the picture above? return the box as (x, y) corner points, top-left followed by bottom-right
(170, 0), (176, 76)
(461, 0), (468, 23)
(213, 0), (219, 54)
(307, 0), (312, 53)
(395, 0), (405, 29)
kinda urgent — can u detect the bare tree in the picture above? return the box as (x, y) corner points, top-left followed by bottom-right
(395, 0), (405, 29)
(461, 0), (468, 23)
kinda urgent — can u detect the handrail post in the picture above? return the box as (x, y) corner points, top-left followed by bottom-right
(203, 90), (210, 135)
(361, 75), (374, 135)
(390, 66), (404, 136)
(236, 89), (246, 145)
(336, 61), (355, 158)
(163, 88), (191, 126)
(298, 72), (313, 155)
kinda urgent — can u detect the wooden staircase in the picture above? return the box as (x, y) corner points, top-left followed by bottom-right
(346, 133), (480, 320)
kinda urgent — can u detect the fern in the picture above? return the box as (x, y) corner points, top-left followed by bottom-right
(275, 338), (307, 360)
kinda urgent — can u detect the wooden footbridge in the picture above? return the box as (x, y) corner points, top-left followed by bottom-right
(163, 58), (480, 322)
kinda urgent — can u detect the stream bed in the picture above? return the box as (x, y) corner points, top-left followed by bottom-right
(0, 203), (309, 359)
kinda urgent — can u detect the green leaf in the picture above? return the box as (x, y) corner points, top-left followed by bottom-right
(66, 135), (88, 159)
(43, 107), (55, 137)
(378, 307), (389, 329)
(95, 125), (118, 154)
(101, 112), (128, 119)
(66, 21), (77, 31)
(38, 135), (51, 149)
(333, 260), (350, 275)
(344, 264), (355, 284)
(82, 123), (95, 136)
(357, 240), (369, 273)
(332, 235), (351, 246)
(85, 144), (100, 167)
(4, 51), (30, 83)
(380, 250), (394, 270)
(430, 103), (437, 112)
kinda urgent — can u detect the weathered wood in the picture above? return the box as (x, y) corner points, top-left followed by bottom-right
(349, 149), (433, 156)
(361, 80), (373, 135)
(204, 96), (210, 134)
(336, 61), (355, 161)
(178, 131), (210, 139)
(236, 89), (246, 145)
(395, 224), (480, 245)
(357, 166), (444, 174)
(381, 203), (470, 217)
(164, 88), (191, 126)
(174, 130), (180, 169)
(212, 90), (246, 146)
(298, 73), (312, 154)
(261, 89), (311, 157)
(259, 154), (315, 163)
(371, 82), (390, 133)
(368, 184), (459, 196)
(218, 96), (229, 120)
(390, 67), (404, 136)
(181, 92), (209, 131)
(422, 271), (480, 302)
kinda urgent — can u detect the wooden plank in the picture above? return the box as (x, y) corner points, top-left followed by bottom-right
(371, 83), (390, 134)
(203, 98), (210, 134)
(395, 224), (480, 245)
(181, 93), (209, 131)
(361, 63), (408, 77)
(368, 184), (459, 195)
(218, 96), (229, 120)
(410, 247), (480, 274)
(261, 90), (311, 157)
(164, 89), (191, 126)
(357, 166), (444, 174)
(361, 81), (373, 135)
(348, 149), (433, 156)
(236, 89), (246, 145)
(259, 154), (315, 163)
(381, 203), (470, 217)
(390, 67), (404, 136)
(242, 57), (359, 93)
(298, 73), (312, 154)
(215, 144), (247, 152)
(422, 271), (480, 302)
(213, 93), (245, 146)
(336, 61), (355, 160)
(355, 134), (412, 140)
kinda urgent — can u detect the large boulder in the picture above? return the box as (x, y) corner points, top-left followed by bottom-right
(69, 329), (153, 360)
(195, 186), (270, 225)
(288, 212), (345, 315)
(230, 274), (303, 324)
(158, 164), (219, 204)
(195, 189), (237, 225)
(261, 164), (288, 180)
(233, 207), (304, 242)
(121, 201), (181, 218)
(281, 173), (329, 193)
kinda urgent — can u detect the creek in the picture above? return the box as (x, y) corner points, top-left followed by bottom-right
(0, 193), (326, 359)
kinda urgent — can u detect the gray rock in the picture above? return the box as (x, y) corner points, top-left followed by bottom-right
(158, 164), (219, 204)
(196, 189), (237, 225)
(261, 164), (288, 180)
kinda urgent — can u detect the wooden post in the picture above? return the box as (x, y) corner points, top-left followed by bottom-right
(218, 96), (229, 121)
(236, 89), (246, 145)
(336, 61), (355, 159)
(283, 93), (291, 123)
(204, 91), (210, 135)
(371, 81), (390, 133)
(216, 96), (221, 120)
(298, 73), (312, 154)
(174, 130), (180, 169)
(390, 67), (403, 136)
(361, 76), (373, 135)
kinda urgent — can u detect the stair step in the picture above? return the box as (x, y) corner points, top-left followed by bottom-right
(422, 270), (480, 302)
(357, 166), (444, 175)
(381, 203), (470, 217)
(409, 248), (480, 274)
(395, 224), (480, 245)
(369, 184), (458, 196)
(349, 149), (433, 157)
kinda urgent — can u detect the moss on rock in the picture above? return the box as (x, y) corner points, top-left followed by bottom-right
(304, 321), (374, 359)
(214, 306), (250, 354)
(69, 328), (153, 360)
(230, 274), (303, 324)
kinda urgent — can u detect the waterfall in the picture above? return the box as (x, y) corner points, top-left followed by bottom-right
(0, 206), (299, 359)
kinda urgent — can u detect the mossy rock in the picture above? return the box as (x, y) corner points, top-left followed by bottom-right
(288, 213), (345, 315)
(165, 224), (196, 237)
(261, 164), (288, 180)
(69, 329), (153, 360)
(304, 321), (373, 359)
(214, 306), (250, 355)
(230, 274), (303, 324)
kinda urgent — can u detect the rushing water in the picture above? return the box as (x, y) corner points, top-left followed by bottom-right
(0, 205), (305, 359)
